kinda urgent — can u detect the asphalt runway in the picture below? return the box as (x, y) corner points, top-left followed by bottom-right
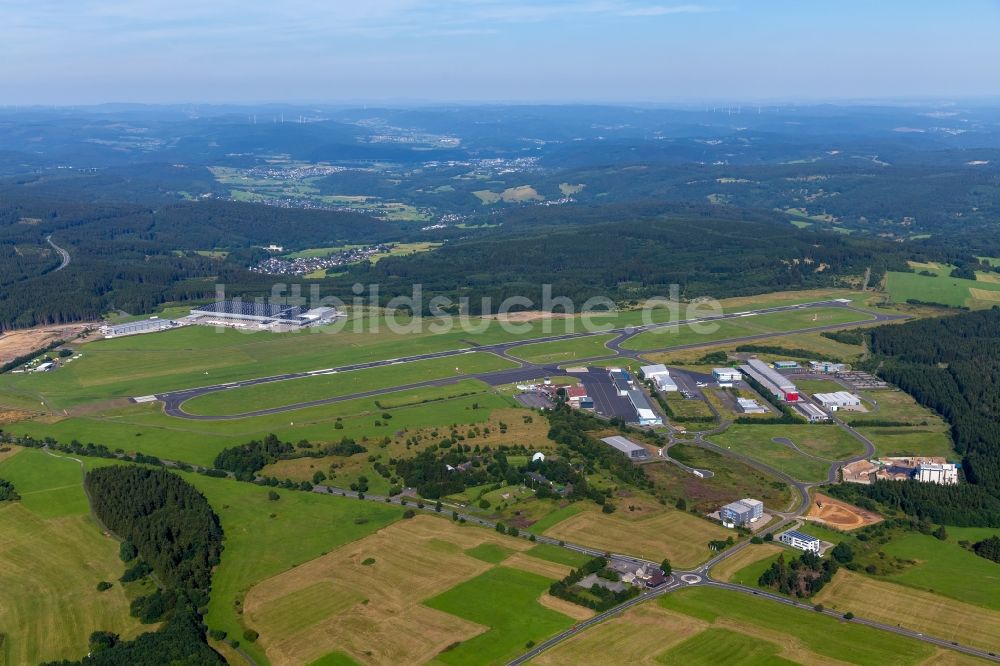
(149, 299), (907, 420)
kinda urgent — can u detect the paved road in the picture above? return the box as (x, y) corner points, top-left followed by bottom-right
(152, 300), (903, 419)
(46, 235), (71, 272)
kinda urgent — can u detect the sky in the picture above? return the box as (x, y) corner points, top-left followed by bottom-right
(2, 0), (1000, 105)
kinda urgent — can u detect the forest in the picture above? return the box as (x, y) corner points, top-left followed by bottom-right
(866, 308), (1000, 497)
(43, 466), (228, 665)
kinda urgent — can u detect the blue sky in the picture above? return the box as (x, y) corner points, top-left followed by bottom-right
(2, 0), (999, 104)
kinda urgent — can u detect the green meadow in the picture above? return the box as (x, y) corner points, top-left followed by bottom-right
(508, 334), (618, 365)
(425, 566), (574, 666)
(622, 307), (874, 352)
(659, 587), (933, 666)
(182, 352), (516, 416)
(886, 270), (1000, 308)
(8, 380), (515, 467)
(181, 471), (401, 666)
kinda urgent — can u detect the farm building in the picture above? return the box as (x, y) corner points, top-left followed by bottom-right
(719, 498), (764, 527)
(796, 402), (830, 422)
(739, 359), (799, 402)
(627, 390), (663, 426)
(813, 391), (862, 410)
(641, 364), (678, 392)
(102, 317), (178, 338)
(915, 462), (958, 485)
(601, 436), (650, 461)
(778, 529), (821, 553)
(33, 361), (55, 373)
(736, 398), (767, 414)
(712, 368), (742, 383)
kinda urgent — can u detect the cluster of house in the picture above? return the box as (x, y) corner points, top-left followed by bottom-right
(841, 456), (959, 485)
(249, 244), (390, 276)
(608, 560), (669, 589)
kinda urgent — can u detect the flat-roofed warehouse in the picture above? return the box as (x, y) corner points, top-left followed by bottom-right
(190, 301), (340, 328)
(102, 317), (178, 338)
(813, 391), (862, 410)
(739, 358), (799, 402)
(601, 436), (650, 461)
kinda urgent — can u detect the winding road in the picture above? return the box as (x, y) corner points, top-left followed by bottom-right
(46, 235), (71, 272)
(124, 296), (992, 663)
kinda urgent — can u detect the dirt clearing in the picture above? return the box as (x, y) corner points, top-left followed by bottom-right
(806, 493), (882, 530)
(0, 323), (93, 365)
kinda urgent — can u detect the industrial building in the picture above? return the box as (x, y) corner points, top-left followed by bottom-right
(712, 368), (742, 383)
(601, 436), (650, 461)
(609, 369), (634, 396)
(719, 498), (764, 527)
(739, 359), (800, 402)
(813, 391), (862, 411)
(773, 360), (799, 369)
(736, 397), (767, 414)
(796, 402), (830, 422)
(190, 301), (340, 328)
(640, 364), (677, 392)
(102, 317), (178, 338)
(810, 361), (847, 374)
(916, 462), (959, 485)
(778, 529), (821, 553)
(626, 390), (663, 426)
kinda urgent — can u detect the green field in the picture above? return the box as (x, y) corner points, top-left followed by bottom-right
(508, 334), (618, 365)
(878, 531), (1000, 611)
(525, 543), (592, 568)
(9, 381), (513, 468)
(655, 628), (796, 666)
(465, 542), (516, 564)
(0, 449), (143, 665)
(183, 471), (401, 665)
(424, 566), (575, 666)
(182, 352), (516, 416)
(855, 426), (955, 458)
(886, 270), (1000, 308)
(622, 307), (874, 352)
(708, 425), (854, 482)
(659, 587), (933, 666)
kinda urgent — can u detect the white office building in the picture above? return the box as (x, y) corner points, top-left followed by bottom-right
(778, 529), (821, 553)
(915, 462), (958, 485)
(713, 368), (742, 383)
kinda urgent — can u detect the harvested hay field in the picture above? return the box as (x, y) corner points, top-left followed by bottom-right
(806, 493), (882, 531)
(543, 506), (730, 568)
(711, 544), (783, 583)
(243, 515), (551, 666)
(530, 603), (707, 666)
(814, 570), (1000, 652)
(502, 552), (573, 580)
(537, 593), (595, 621)
(0, 444), (21, 463)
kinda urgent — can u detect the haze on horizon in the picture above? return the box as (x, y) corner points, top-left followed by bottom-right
(2, 0), (1000, 106)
